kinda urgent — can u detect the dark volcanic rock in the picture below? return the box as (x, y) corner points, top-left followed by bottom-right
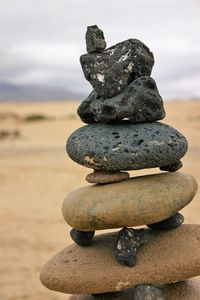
(66, 122), (188, 171)
(78, 77), (165, 124)
(147, 213), (184, 230)
(80, 39), (154, 98)
(70, 229), (95, 246)
(86, 25), (106, 53)
(160, 160), (183, 172)
(132, 285), (163, 300)
(114, 228), (150, 267)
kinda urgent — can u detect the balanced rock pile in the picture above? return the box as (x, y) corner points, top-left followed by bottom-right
(40, 26), (200, 300)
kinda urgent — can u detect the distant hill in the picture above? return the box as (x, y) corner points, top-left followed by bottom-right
(0, 82), (85, 101)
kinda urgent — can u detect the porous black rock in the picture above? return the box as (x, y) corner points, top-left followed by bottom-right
(66, 122), (188, 171)
(160, 160), (183, 172)
(70, 228), (95, 246)
(78, 77), (165, 124)
(114, 228), (150, 267)
(80, 39), (154, 98)
(86, 25), (106, 53)
(147, 213), (184, 230)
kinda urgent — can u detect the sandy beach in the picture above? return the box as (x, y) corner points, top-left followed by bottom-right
(0, 100), (200, 300)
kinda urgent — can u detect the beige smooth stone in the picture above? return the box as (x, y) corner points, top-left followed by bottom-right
(69, 278), (200, 300)
(62, 172), (197, 231)
(40, 225), (200, 295)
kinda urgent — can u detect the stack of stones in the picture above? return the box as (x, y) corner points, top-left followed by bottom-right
(40, 26), (200, 300)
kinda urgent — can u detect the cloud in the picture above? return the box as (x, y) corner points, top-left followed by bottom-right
(1, 0), (200, 100)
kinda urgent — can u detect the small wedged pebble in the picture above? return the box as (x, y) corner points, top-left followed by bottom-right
(86, 171), (130, 184)
(66, 122), (188, 172)
(114, 228), (150, 267)
(86, 25), (106, 53)
(70, 229), (95, 246)
(80, 39), (154, 98)
(147, 213), (184, 230)
(160, 160), (183, 172)
(78, 77), (165, 124)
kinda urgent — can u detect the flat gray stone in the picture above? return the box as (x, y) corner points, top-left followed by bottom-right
(77, 77), (165, 124)
(80, 39), (154, 98)
(66, 122), (188, 171)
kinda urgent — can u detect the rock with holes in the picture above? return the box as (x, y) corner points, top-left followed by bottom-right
(62, 172), (197, 231)
(77, 77), (165, 124)
(40, 225), (200, 294)
(66, 122), (187, 171)
(80, 39), (154, 99)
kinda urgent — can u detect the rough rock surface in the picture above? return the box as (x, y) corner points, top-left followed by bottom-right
(86, 171), (129, 184)
(62, 172), (197, 231)
(147, 213), (184, 230)
(40, 225), (200, 295)
(80, 39), (154, 98)
(77, 77), (165, 124)
(114, 228), (149, 267)
(86, 25), (106, 53)
(69, 279), (200, 300)
(66, 122), (188, 171)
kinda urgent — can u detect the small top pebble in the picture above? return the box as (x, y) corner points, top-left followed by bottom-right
(86, 25), (107, 53)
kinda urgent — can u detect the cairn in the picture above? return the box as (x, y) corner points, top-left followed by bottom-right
(40, 26), (200, 300)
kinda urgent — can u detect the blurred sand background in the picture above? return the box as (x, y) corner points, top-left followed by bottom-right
(0, 100), (200, 300)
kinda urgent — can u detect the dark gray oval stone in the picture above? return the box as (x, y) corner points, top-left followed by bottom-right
(66, 122), (188, 171)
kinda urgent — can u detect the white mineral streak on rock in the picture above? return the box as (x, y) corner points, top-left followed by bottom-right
(97, 73), (105, 83)
(113, 147), (120, 152)
(118, 49), (131, 62)
(149, 141), (166, 146)
(127, 61), (134, 71)
(117, 241), (121, 250)
(115, 281), (131, 291)
(107, 48), (115, 56)
(84, 156), (101, 166)
(128, 231), (133, 237)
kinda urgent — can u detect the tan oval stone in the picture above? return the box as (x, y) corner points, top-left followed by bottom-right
(69, 278), (200, 300)
(62, 172), (197, 231)
(40, 225), (200, 295)
(86, 171), (130, 184)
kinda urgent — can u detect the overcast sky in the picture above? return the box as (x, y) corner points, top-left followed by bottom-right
(1, 0), (200, 100)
